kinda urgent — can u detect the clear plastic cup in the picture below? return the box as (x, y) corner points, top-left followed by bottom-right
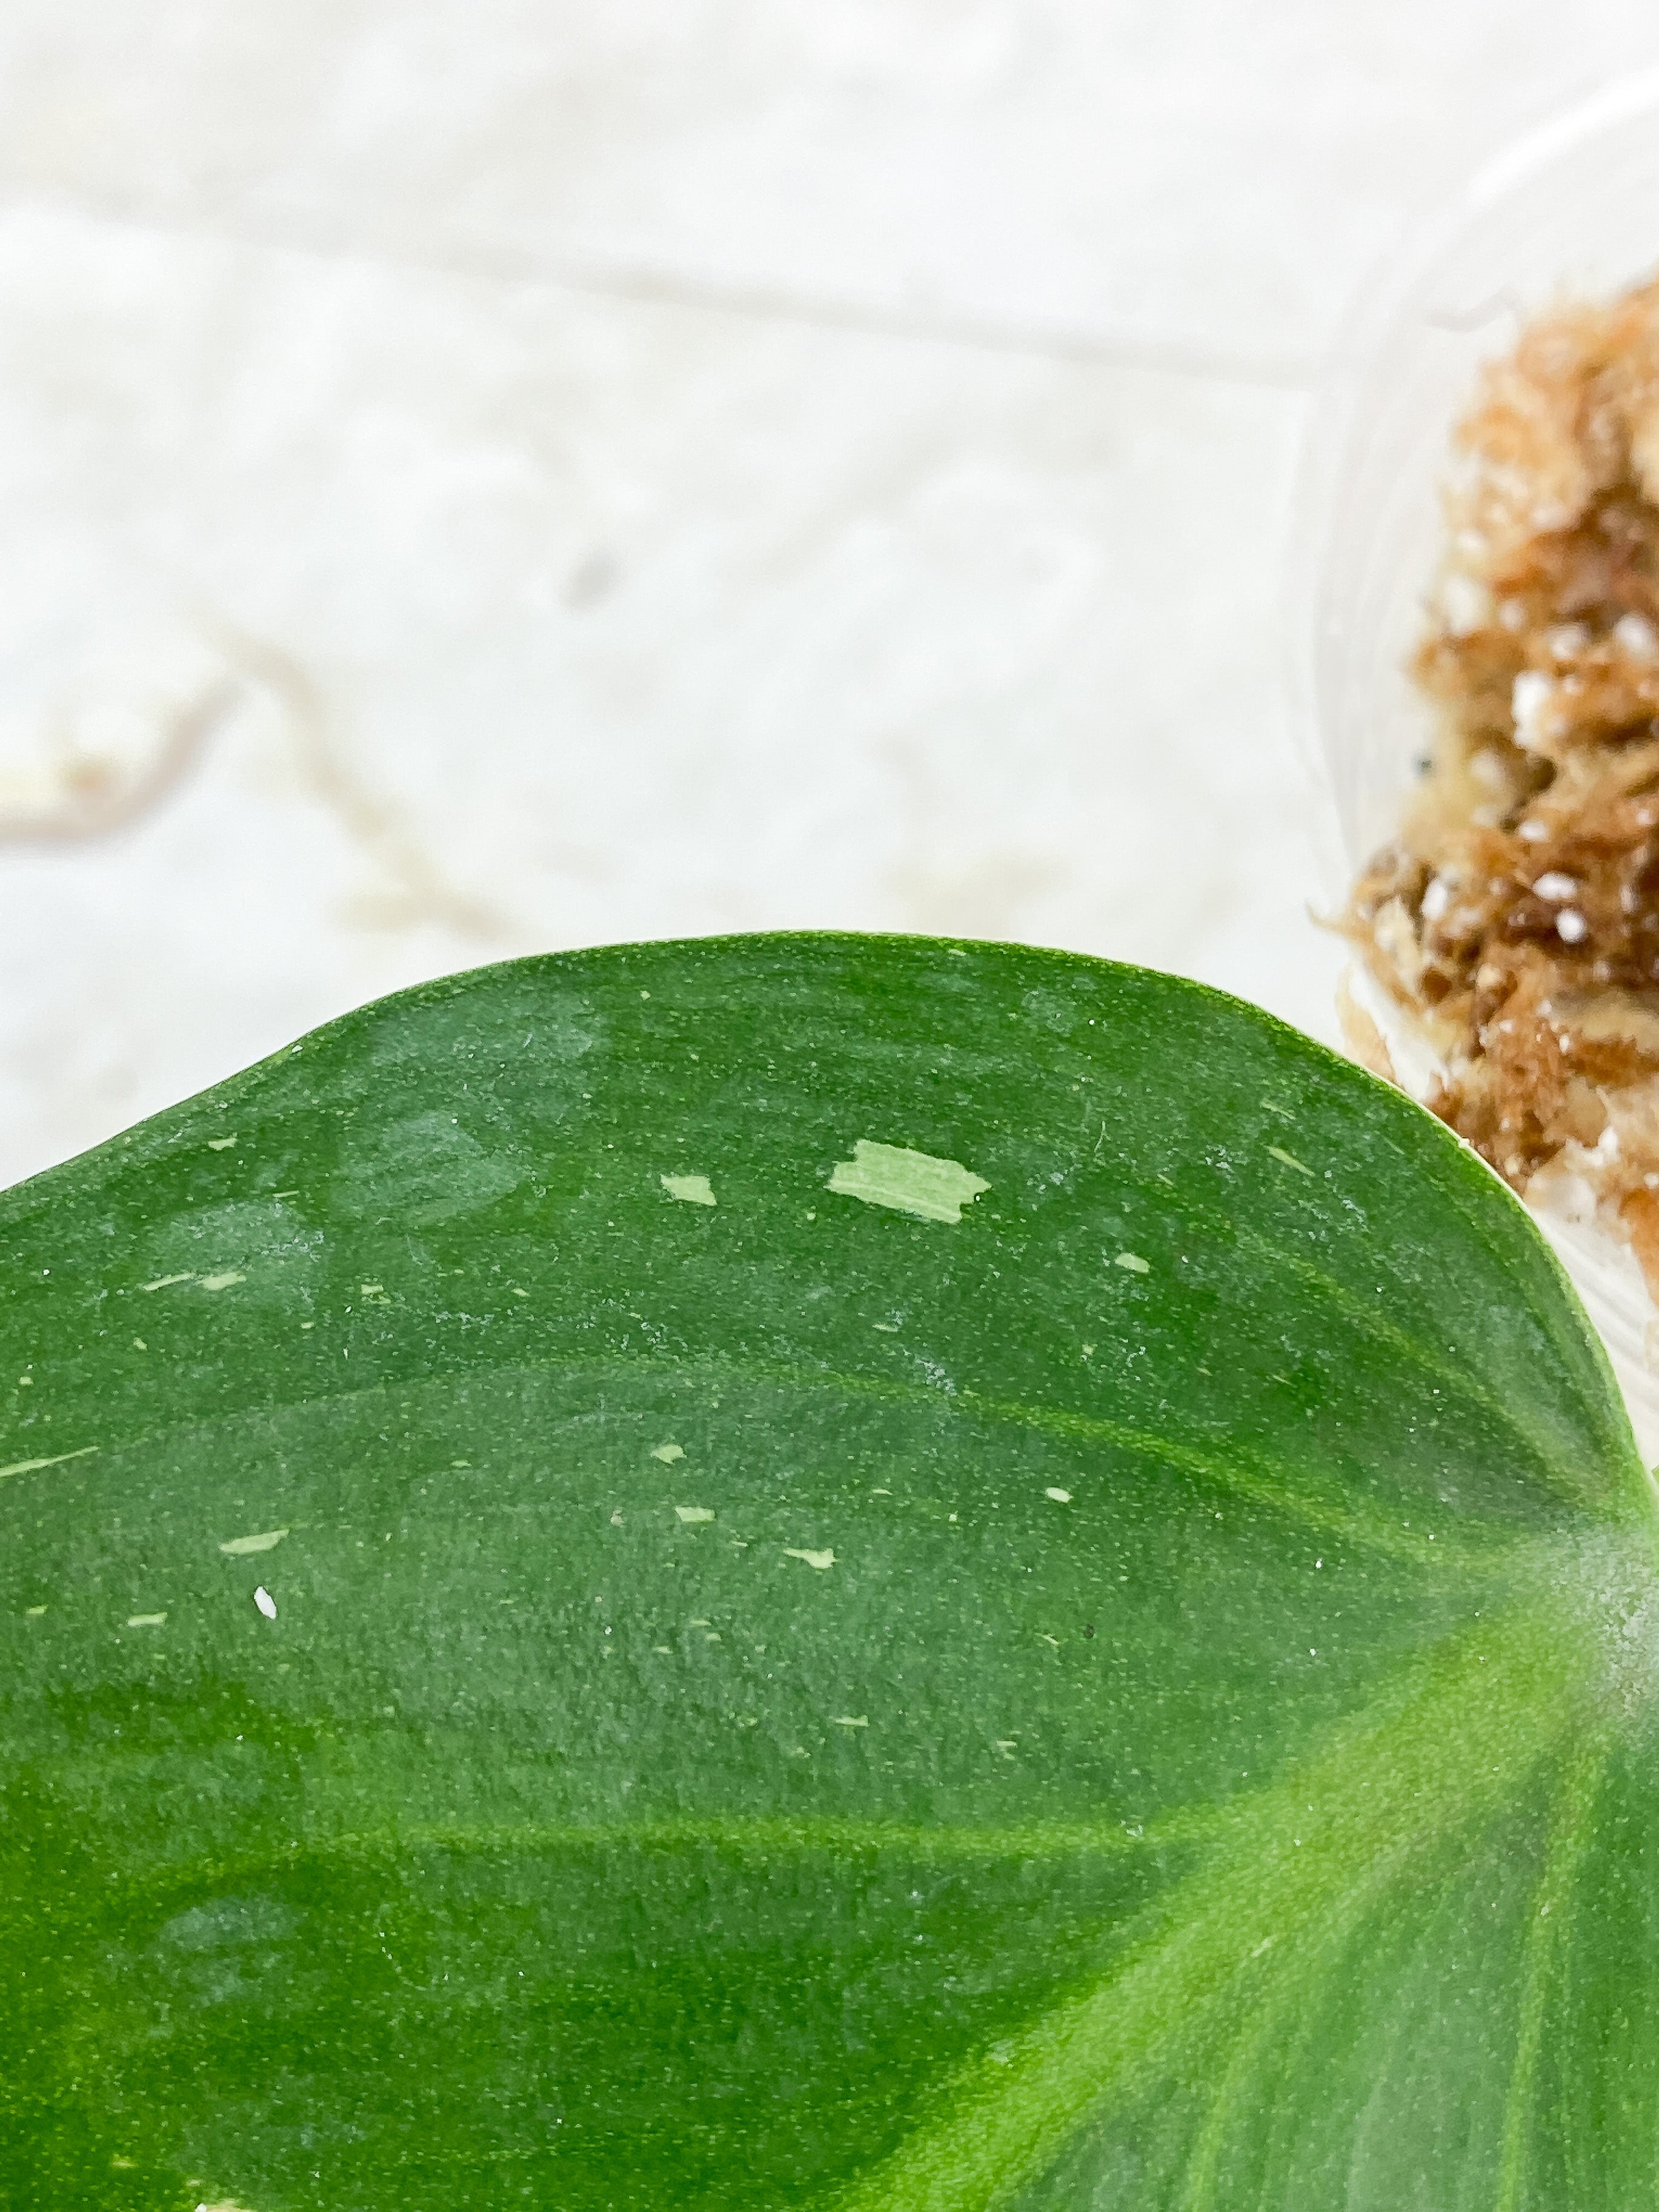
(1290, 70), (1659, 1458)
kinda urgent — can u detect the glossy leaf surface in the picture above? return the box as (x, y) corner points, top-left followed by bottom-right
(1, 934), (1654, 2209)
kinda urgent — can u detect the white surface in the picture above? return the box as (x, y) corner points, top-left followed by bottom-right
(0, 4), (1654, 1186)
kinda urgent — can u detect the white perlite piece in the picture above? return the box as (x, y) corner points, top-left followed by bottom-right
(827, 1139), (989, 1224)
(1440, 572), (1492, 637)
(1512, 669), (1554, 748)
(253, 1586), (278, 1619)
(660, 1173), (716, 1206)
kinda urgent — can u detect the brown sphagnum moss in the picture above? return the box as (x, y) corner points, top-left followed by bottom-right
(1346, 274), (1659, 1295)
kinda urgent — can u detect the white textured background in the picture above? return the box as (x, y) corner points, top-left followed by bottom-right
(0, 4), (1653, 1188)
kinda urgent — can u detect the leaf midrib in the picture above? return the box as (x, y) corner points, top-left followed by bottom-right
(831, 1564), (1632, 2212)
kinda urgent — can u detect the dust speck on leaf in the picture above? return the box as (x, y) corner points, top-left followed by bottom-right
(207, 1135), (237, 1151)
(1114, 1252), (1149, 1274)
(126, 1612), (166, 1628)
(1045, 1487), (1072, 1503)
(1268, 1145), (1314, 1177)
(199, 1271), (246, 1292)
(661, 1174), (716, 1206)
(141, 1274), (194, 1292)
(832, 1715), (869, 1728)
(253, 1587), (278, 1619)
(675, 1506), (715, 1524)
(827, 1139), (988, 1224)
(651, 1442), (685, 1463)
(784, 1546), (836, 1570)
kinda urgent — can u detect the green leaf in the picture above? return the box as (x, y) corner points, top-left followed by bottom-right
(1, 933), (1653, 2210)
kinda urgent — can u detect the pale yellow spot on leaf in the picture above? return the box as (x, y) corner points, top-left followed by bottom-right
(219, 1529), (288, 1556)
(1045, 1487), (1072, 1503)
(675, 1506), (715, 1524)
(0, 1446), (96, 1484)
(651, 1442), (685, 1463)
(141, 1273), (194, 1292)
(1114, 1251), (1149, 1274)
(1268, 1144), (1314, 1177)
(127, 1612), (167, 1628)
(660, 1173), (716, 1206)
(784, 1546), (836, 1570)
(832, 1714), (869, 1728)
(199, 1272), (245, 1292)
(827, 1140), (988, 1224)
(207, 1136), (237, 1151)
